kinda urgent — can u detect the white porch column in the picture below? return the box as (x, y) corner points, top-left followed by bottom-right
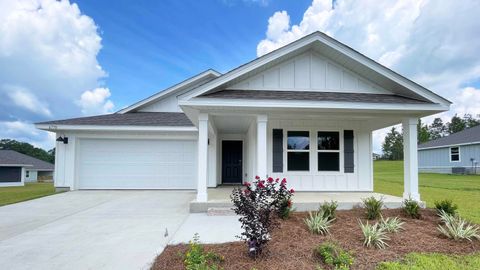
(197, 113), (209, 202)
(256, 115), (268, 179)
(402, 118), (420, 200)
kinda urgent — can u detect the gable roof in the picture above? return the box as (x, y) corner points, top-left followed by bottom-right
(117, 69), (220, 114)
(36, 112), (193, 127)
(418, 125), (480, 150)
(180, 31), (451, 107)
(199, 90), (431, 104)
(0, 150), (54, 171)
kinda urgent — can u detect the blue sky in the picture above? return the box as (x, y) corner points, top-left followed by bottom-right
(76, 0), (312, 109)
(0, 0), (479, 153)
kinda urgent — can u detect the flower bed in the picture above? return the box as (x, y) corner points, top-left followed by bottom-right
(152, 208), (479, 270)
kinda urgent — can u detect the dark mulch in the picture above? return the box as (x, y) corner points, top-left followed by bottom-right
(152, 208), (480, 270)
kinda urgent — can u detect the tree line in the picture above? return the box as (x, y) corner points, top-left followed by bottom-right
(381, 114), (480, 160)
(0, 139), (55, 164)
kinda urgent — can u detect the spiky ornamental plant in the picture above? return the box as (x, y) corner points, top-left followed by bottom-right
(359, 220), (390, 249)
(231, 176), (294, 258)
(380, 216), (405, 233)
(304, 211), (334, 235)
(437, 210), (480, 241)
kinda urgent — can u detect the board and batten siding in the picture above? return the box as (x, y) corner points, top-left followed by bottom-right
(227, 51), (392, 95)
(419, 143), (480, 174)
(266, 119), (373, 191)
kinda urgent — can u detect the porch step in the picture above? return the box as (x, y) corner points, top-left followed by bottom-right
(207, 207), (236, 216)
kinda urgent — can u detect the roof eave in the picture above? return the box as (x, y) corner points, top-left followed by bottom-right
(35, 124), (198, 132)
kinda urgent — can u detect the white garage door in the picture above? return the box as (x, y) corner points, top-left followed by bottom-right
(77, 139), (197, 189)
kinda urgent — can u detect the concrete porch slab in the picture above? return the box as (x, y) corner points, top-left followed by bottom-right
(190, 187), (408, 213)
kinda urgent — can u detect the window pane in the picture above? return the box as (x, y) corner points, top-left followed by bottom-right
(318, 131), (339, 150)
(451, 154), (460, 161)
(318, 152), (340, 171)
(451, 147), (459, 154)
(287, 131), (310, 150)
(288, 152), (309, 171)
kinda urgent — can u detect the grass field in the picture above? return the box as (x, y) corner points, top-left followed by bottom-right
(374, 160), (480, 223)
(0, 182), (56, 206)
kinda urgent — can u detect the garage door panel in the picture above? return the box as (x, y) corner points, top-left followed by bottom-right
(77, 139), (197, 189)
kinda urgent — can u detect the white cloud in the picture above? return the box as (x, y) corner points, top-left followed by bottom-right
(5, 84), (52, 117)
(0, 120), (55, 150)
(257, 0), (480, 153)
(0, 0), (109, 149)
(77, 87), (114, 115)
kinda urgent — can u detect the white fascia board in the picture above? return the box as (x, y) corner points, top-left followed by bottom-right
(418, 141), (480, 150)
(179, 32), (450, 106)
(35, 124), (198, 132)
(179, 98), (449, 112)
(117, 69), (221, 114)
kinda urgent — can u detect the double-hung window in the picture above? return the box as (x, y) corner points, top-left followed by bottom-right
(287, 131), (310, 171)
(450, 147), (460, 162)
(317, 131), (340, 171)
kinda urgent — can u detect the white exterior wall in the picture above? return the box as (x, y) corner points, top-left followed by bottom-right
(24, 170), (38, 182)
(139, 94), (182, 112)
(267, 119), (373, 191)
(246, 121), (257, 181)
(227, 51), (392, 95)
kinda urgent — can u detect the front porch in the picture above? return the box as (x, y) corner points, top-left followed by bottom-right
(189, 186), (405, 213)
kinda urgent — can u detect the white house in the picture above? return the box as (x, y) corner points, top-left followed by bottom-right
(0, 150), (54, 187)
(36, 32), (450, 202)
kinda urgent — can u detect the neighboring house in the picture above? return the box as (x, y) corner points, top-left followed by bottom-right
(0, 150), (54, 187)
(35, 32), (450, 201)
(372, 153), (381, 160)
(418, 125), (480, 174)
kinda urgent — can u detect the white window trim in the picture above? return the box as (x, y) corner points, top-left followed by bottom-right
(317, 131), (342, 172)
(283, 129), (344, 175)
(449, 146), (461, 162)
(285, 130), (310, 172)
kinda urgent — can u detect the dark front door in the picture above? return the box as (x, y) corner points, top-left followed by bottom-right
(222, 140), (243, 184)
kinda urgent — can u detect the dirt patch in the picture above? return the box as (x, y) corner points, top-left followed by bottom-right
(152, 208), (479, 270)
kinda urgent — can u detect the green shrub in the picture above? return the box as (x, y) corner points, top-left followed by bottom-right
(304, 211), (334, 235)
(319, 201), (338, 221)
(362, 196), (384, 220)
(359, 220), (390, 249)
(437, 210), (480, 241)
(315, 241), (354, 270)
(380, 216), (405, 233)
(402, 198), (421, 219)
(278, 199), (294, 219)
(434, 199), (458, 216)
(184, 233), (224, 270)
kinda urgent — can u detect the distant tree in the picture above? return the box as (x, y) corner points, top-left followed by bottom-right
(447, 114), (466, 134)
(429, 118), (446, 140)
(0, 139), (54, 163)
(382, 127), (404, 160)
(463, 114), (480, 128)
(417, 119), (430, 144)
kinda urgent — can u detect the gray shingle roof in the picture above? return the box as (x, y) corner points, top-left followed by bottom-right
(418, 125), (480, 149)
(0, 150), (54, 171)
(36, 112), (194, 127)
(198, 90), (432, 104)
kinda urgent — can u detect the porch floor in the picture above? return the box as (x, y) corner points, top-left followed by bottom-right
(189, 186), (405, 213)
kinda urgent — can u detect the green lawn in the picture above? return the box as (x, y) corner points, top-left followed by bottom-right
(374, 160), (480, 223)
(0, 182), (57, 206)
(377, 253), (480, 270)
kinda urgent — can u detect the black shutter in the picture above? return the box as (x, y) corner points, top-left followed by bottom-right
(344, 130), (354, 173)
(272, 129), (283, 173)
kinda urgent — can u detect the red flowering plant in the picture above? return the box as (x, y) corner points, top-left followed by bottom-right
(230, 176), (294, 258)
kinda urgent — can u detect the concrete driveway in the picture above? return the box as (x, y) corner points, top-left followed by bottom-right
(0, 190), (194, 270)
